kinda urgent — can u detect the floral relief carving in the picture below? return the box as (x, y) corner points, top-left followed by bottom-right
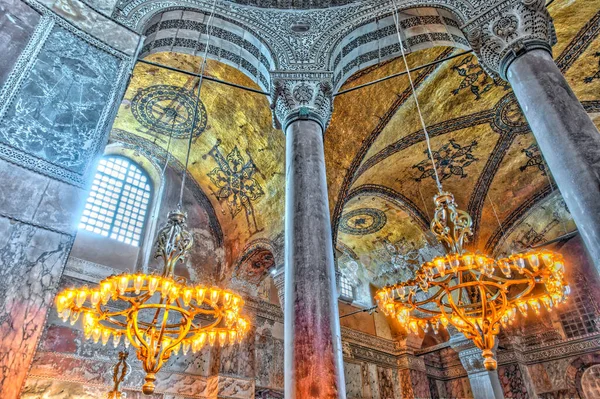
(465, 0), (557, 77)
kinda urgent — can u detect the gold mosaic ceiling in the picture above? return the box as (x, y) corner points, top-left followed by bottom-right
(112, 54), (285, 278)
(111, 0), (600, 287)
(327, 0), (599, 286)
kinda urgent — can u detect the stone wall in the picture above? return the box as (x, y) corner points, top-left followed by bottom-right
(0, 0), (137, 396)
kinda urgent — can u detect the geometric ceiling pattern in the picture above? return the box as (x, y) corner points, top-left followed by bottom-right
(111, 0), (600, 289)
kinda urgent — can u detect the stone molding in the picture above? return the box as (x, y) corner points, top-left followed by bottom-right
(270, 72), (334, 132)
(464, 0), (557, 79)
(425, 332), (600, 380)
(63, 257), (120, 283)
(244, 295), (284, 323)
(272, 269), (285, 310)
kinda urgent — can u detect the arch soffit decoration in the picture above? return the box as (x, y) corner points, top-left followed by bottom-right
(138, 7), (278, 91)
(113, 0), (482, 80)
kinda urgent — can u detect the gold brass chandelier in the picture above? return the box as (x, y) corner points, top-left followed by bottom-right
(375, 192), (569, 370)
(56, 209), (250, 393)
(374, 0), (570, 371)
(55, 0), (250, 394)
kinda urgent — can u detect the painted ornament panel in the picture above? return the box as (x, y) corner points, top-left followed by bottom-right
(0, 26), (120, 175)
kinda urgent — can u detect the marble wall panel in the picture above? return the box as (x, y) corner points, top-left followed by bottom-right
(366, 363), (380, 398)
(360, 362), (372, 398)
(410, 369), (432, 398)
(0, 217), (72, 398)
(528, 363), (554, 394)
(254, 325), (284, 390)
(80, 0), (118, 16)
(378, 366), (396, 399)
(344, 361), (363, 399)
(435, 379), (447, 398)
(255, 387), (284, 398)
(28, 350), (219, 397)
(498, 364), (530, 399)
(0, 25), (121, 180)
(219, 327), (256, 379)
(22, 378), (158, 399)
(0, 0), (40, 85)
(217, 376), (253, 398)
(398, 369), (413, 398)
(428, 377), (440, 399)
(445, 377), (473, 398)
(43, 0), (138, 55)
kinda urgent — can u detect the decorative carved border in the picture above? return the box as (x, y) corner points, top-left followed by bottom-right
(0, 0), (132, 189)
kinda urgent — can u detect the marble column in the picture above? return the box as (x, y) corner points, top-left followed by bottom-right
(271, 75), (346, 399)
(450, 335), (504, 399)
(467, 0), (600, 273)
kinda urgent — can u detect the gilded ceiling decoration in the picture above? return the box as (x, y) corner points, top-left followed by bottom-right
(328, 0), (600, 287)
(109, 0), (600, 291)
(111, 52), (284, 280)
(131, 84), (208, 138)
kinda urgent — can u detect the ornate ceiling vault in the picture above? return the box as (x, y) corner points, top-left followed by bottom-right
(111, 53), (285, 286)
(107, 0), (600, 290)
(328, 0), (600, 286)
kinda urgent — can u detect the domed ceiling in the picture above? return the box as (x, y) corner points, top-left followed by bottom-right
(110, 0), (600, 291)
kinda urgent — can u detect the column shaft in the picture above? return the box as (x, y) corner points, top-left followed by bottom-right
(284, 119), (345, 399)
(506, 49), (600, 272)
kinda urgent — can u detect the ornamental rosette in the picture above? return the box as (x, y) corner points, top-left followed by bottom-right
(270, 72), (333, 131)
(464, 0), (557, 78)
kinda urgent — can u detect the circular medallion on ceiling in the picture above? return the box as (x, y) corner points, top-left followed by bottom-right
(339, 208), (387, 235)
(131, 85), (208, 138)
(493, 94), (529, 133)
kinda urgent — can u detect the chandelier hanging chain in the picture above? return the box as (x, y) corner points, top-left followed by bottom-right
(178, 0), (218, 209)
(161, 116), (177, 178)
(487, 191), (515, 254)
(391, 0), (443, 194)
(107, 351), (129, 399)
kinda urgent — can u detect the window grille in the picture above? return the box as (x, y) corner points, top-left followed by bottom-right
(340, 275), (355, 300)
(79, 156), (151, 246)
(559, 273), (598, 338)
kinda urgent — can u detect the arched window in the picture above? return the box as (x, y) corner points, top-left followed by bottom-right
(79, 156), (152, 246)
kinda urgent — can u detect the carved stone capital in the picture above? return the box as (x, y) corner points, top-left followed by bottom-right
(270, 72), (333, 132)
(397, 353), (427, 372)
(449, 334), (499, 374)
(465, 0), (557, 79)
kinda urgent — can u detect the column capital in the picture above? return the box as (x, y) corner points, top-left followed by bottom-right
(270, 71), (334, 133)
(464, 0), (556, 80)
(449, 334), (498, 374)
